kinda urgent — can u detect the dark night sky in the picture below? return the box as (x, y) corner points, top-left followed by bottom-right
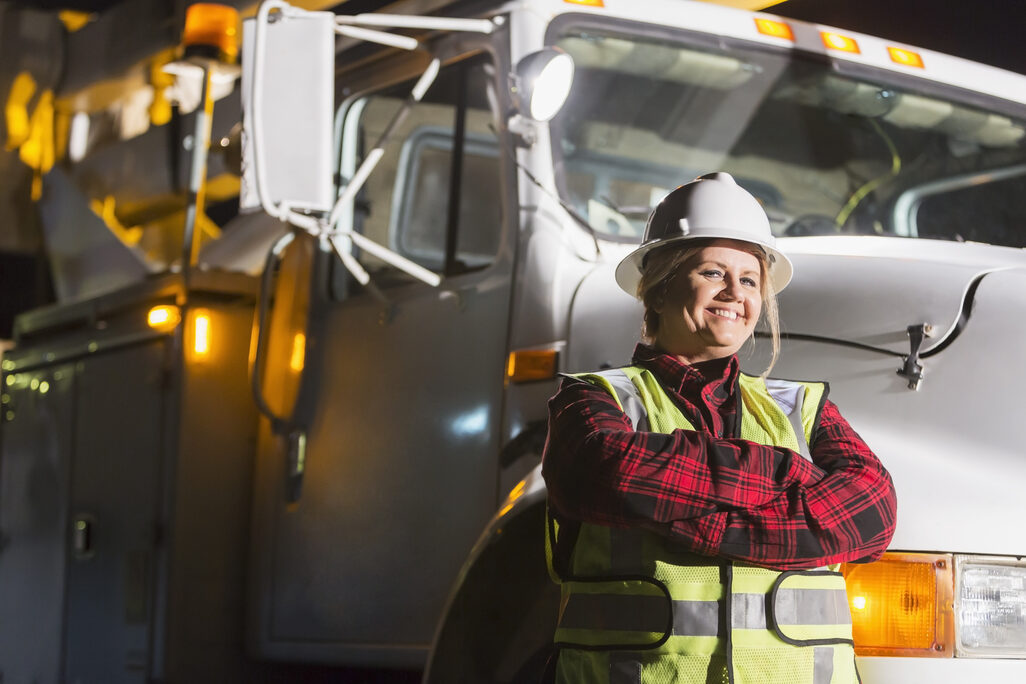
(773, 0), (1026, 76)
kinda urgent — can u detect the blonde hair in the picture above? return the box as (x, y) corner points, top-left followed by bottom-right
(636, 240), (781, 375)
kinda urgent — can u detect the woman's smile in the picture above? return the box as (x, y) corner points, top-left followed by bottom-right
(708, 307), (742, 321)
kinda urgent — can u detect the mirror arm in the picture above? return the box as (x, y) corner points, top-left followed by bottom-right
(336, 13), (496, 35)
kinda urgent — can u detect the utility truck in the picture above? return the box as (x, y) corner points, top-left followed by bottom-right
(1, 0), (1025, 682)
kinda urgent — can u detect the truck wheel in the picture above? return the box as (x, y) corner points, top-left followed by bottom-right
(426, 503), (559, 683)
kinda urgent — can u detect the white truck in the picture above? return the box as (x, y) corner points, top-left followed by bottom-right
(1, 0), (1024, 681)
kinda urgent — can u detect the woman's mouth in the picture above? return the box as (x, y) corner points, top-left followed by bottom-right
(709, 308), (741, 321)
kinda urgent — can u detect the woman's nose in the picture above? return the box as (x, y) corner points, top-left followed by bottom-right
(719, 277), (744, 300)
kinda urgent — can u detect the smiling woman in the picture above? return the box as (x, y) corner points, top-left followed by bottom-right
(541, 173), (898, 684)
(646, 240), (764, 364)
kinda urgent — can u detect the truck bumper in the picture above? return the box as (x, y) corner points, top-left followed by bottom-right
(858, 656), (1026, 682)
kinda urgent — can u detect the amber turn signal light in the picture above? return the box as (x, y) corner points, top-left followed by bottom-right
(842, 552), (954, 657)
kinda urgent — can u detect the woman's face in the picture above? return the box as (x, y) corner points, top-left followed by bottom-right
(653, 239), (763, 364)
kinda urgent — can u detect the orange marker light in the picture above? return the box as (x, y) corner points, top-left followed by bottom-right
(563, 0), (605, 6)
(507, 349), (559, 383)
(821, 31), (860, 54)
(193, 310), (212, 357)
(842, 552), (954, 657)
(289, 332), (306, 373)
(755, 18), (794, 42)
(183, 3), (240, 62)
(888, 46), (925, 68)
(147, 305), (181, 329)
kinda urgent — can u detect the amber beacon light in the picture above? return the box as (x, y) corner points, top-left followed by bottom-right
(182, 3), (240, 62)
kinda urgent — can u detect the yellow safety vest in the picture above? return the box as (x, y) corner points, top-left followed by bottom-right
(547, 366), (857, 684)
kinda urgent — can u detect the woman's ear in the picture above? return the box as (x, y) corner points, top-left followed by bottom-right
(652, 285), (667, 314)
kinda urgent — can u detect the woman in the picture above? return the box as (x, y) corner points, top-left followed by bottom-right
(542, 173), (897, 684)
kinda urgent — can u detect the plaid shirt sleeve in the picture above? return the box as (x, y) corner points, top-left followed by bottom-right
(542, 377), (897, 570)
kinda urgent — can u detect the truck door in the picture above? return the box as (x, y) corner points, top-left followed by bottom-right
(250, 49), (516, 665)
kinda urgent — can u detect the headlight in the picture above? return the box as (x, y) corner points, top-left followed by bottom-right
(955, 555), (1026, 658)
(843, 552), (1026, 658)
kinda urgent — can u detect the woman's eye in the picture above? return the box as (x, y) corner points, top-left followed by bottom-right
(701, 270), (724, 279)
(741, 277), (758, 288)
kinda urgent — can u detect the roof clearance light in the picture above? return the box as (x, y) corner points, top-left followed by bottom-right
(147, 305), (181, 330)
(182, 3), (240, 62)
(755, 18), (794, 42)
(842, 552), (954, 657)
(888, 46), (925, 69)
(563, 0), (605, 7)
(821, 31), (861, 54)
(507, 349), (559, 383)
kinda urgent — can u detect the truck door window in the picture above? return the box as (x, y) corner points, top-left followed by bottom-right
(341, 57), (501, 289)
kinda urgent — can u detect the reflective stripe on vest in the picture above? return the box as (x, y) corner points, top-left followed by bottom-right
(550, 366), (856, 684)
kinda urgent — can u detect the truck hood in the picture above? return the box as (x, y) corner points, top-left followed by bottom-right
(566, 236), (1026, 371)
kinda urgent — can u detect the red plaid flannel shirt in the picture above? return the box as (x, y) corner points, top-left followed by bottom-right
(542, 345), (897, 570)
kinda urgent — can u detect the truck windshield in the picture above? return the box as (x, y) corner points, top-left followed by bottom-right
(550, 26), (1026, 248)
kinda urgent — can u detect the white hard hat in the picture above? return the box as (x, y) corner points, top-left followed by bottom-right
(614, 172), (793, 295)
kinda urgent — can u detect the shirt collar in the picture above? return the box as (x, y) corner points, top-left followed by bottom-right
(631, 343), (740, 397)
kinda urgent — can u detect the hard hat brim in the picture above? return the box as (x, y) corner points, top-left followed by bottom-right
(614, 231), (793, 297)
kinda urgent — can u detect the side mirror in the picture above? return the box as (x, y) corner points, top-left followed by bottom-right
(512, 48), (575, 122)
(240, 7), (336, 214)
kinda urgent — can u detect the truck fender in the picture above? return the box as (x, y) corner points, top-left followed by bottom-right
(424, 466), (558, 683)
